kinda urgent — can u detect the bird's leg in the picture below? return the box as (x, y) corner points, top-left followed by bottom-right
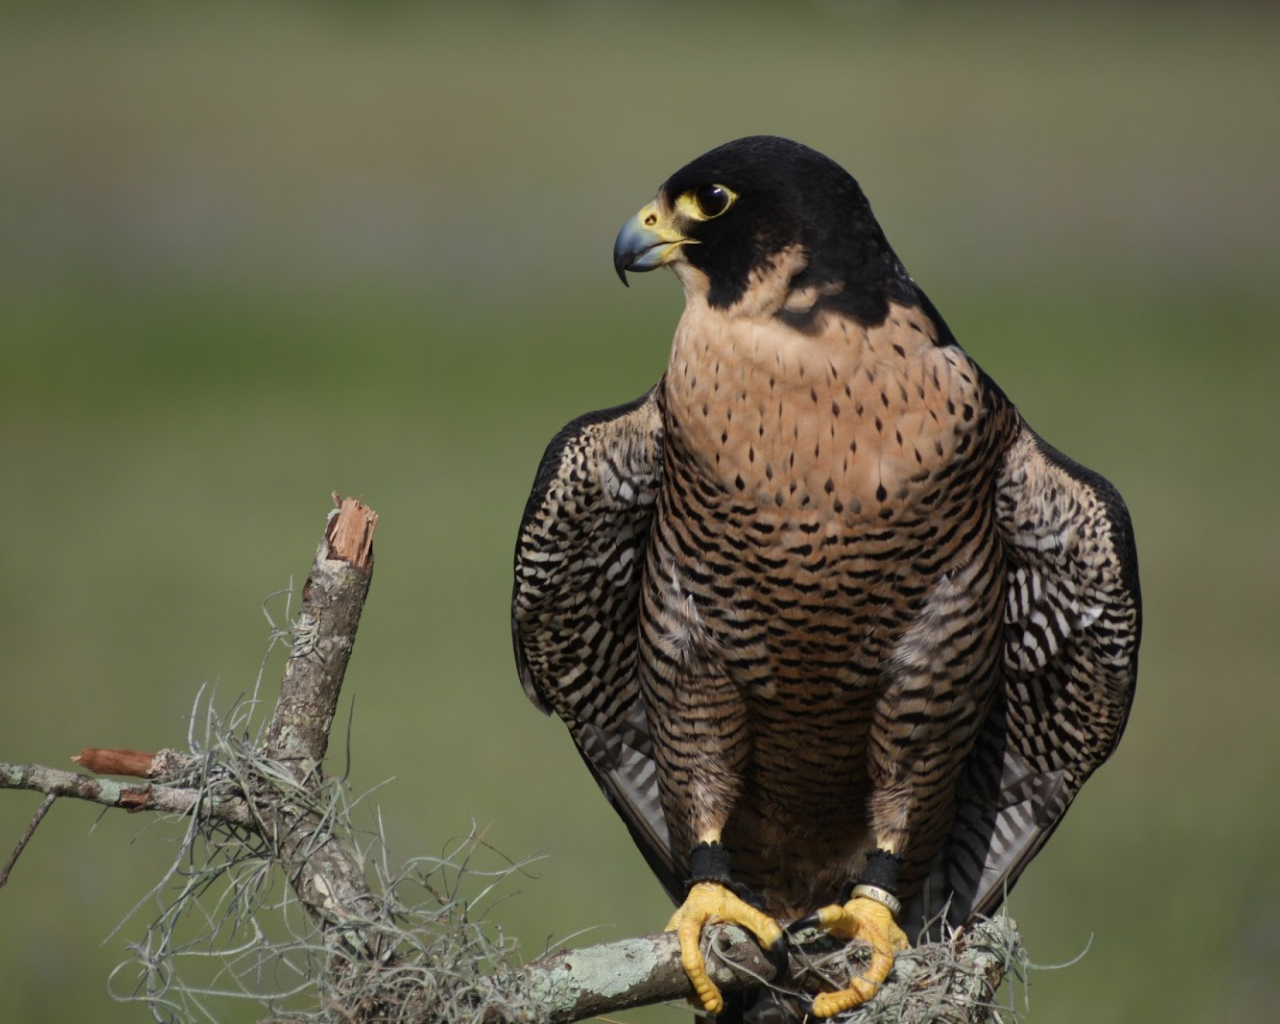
(665, 834), (787, 1016)
(788, 848), (910, 1017)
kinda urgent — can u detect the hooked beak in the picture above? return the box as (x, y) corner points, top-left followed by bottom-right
(612, 200), (694, 286)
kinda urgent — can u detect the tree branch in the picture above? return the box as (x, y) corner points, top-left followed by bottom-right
(264, 495), (376, 773)
(0, 760), (253, 826)
(253, 497), (388, 963)
(0, 497), (1025, 1023)
(503, 916), (1020, 1023)
(0, 792), (55, 888)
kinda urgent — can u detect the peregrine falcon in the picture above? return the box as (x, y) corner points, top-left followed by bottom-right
(512, 136), (1140, 1017)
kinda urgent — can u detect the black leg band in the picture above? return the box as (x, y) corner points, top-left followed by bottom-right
(686, 840), (732, 891)
(858, 849), (903, 895)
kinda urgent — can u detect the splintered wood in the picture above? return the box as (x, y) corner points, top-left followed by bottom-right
(328, 495), (377, 572)
(72, 747), (194, 782)
(72, 748), (157, 778)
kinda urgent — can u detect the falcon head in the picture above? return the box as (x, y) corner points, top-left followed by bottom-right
(613, 135), (918, 326)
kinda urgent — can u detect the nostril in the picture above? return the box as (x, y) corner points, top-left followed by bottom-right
(644, 214), (657, 226)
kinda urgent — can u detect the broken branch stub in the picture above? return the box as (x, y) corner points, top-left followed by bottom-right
(265, 497), (377, 774)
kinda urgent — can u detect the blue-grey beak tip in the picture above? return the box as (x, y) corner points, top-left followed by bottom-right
(613, 225), (637, 286)
(614, 211), (664, 287)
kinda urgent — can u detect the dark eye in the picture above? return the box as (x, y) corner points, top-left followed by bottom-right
(695, 184), (733, 218)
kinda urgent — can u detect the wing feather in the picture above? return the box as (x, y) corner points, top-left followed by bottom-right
(512, 384), (680, 898)
(909, 423), (1141, 935)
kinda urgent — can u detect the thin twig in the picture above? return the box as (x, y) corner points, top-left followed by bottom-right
(0, 761), (254, 827)
(0, 792), (56, 888)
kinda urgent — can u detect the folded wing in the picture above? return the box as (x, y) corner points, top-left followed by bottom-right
(910, 423), (1141, 935)
(512, 385), (680, 898)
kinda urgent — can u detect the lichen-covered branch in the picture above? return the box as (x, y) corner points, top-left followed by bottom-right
(256, 498), (387, 951)
(511, 927), (769, 1021)
(503, 916), (1022, 1024)
(0, 760), (253, 826)
(265, 496), (376, 773)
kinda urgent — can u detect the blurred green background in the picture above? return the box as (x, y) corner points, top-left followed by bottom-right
(2, 2), (1277, 1021)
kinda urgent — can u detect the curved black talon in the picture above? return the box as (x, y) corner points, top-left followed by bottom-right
(787, 911), (822, 935)
(768, 933), (791, 981)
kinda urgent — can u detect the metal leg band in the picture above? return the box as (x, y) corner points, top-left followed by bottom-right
(851, 883), (902, 918)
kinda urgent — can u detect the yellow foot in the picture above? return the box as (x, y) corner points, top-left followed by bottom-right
(665, 881), (786, 1016)
(797, 896), (909, 1017)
